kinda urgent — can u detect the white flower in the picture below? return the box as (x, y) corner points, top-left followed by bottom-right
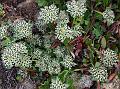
(40, 4), (59, 24)
(35, 59), (48, 71)
(61, 55), (76, 69)
(53, 46), (65, 58)
(103, 8), (115, 25)
(1, 42), (31, 69)
(55, 23), (73, 42)
(66, 0), (87, 18)
(32, 48), (43, 59)
(35, 54), (51, 71)
(0, 25), (8, 40)
(55, 23), (81, 42)
(79, 75), (92, 88)
(100, 48), (118, 67)
(89, 67), (108, 82)
(12, 19), (32, 40)
(19, 54), (32, 68)
(48, 60), (61, 74)
(50, 78), (68, 89)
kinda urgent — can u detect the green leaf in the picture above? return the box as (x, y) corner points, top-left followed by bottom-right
(95, 62), (101, 68)
(36, 0), (48, 7)
(2, 37), (12, 47)
(39, 80), (50, 89)
(92, 27), (102, 39)
(58, 70), (69, 82)
(101, 37), (106, 48)
(103, 0), (110, 7)
(66, 78), (75, 89)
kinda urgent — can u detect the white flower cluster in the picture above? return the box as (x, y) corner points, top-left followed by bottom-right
(101, 48), (118, 68)
(32, 48), (43, 59)
(39, 4), (59, 24)
(48, 59), (61, 74)
(12, 19), (33, 40)
(55, 23), (81, 42)
(53, 46), (65, 58)
(79, 75), (92, 88)
(61, 55), (76, 69)
(33, 49), (61, 74)
(50, 78), (68, 89)
(0, 25), (8, 40)
(89, 67), (108, 82)
(1, 42), (31, 69)
(103, 8), (115, 25)
(66, 0), (87, 18)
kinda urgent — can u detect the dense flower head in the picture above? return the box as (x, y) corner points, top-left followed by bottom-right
(55, 23), (81, 42)
(50, 78), (68, 89)
(12, 19), (33, 40)
(103, 8), (115, 25)
(0, 25), (8, 40)
(32, 48), (43, 59)
(1, 42), (31, 69)
(39, 4), (59, 24)
(66, 0), (87, 18)
(35, 53), (51, 71)
(100, 48), (118, 67)
(61, 55), (76, 69)
(79, 75), (92, 88)
(48, 59), (61, 74)
(89, 67), (108, 82)
(53, 46), (65, 58)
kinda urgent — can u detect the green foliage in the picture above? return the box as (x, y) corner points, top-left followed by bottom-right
(0, 0), (119, 88)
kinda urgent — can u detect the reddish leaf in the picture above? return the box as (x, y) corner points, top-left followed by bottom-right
(108, 73), (116, 82)
(50, 39), (61, 48)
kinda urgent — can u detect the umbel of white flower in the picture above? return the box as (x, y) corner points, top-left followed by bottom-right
(79, 75), (92, 89)
(0, 25), (8, 40)
(55, 22), (81, 42)
(53, 46), (65, 58)
(48, 59), (61, 74)
(89, 67), (108, 82)
(100, 48), (118, 68)
(1, 42), (31, 69)
(50, 78), (68, 89)
(103, 8), (115, 25)
(66, 0), (87, 18)
(39, 4), (59, 24)
(33, 49), (61, 74)
(12, 19), (33, 40)
(61, 55), (76, 69)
